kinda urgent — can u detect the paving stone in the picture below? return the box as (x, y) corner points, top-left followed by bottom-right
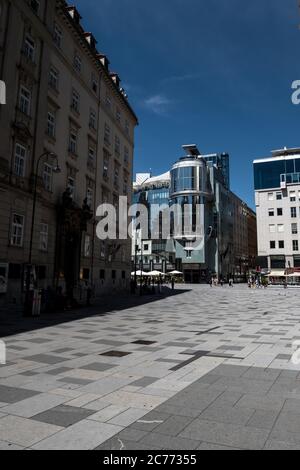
(46, 368), (73, 376)
(236, 394), (285, 412)
(33, 405), (95, 427)
(25, 355), (67, 365)
(197, 442), (241, 450)
(0, 440), (24, 450)
(246, 409), (279, 430)
(58, 377), (93, 386)
(264, 439), (300, 450)
(139, 432), (199, 450)
(80, 363), (115, 372)
(108, 408), (149, 427)
(0, 415), (63, 447)
(131, 411), (171, 431)
(131, 377), (159, 388)
(199, 404), (254, 426)
(273, 411), (300, 434)
(31, 419), (122, 450)
(152, 415), (194, 436)
(1, 393), (68, 418)
(179, 419), (270, 450)
(117, 428), (149, 442)
(0, 385), (40, 404)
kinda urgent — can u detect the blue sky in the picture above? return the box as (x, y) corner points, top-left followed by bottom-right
(76, 0), (299, 208)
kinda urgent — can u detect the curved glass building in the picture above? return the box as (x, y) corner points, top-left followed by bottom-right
(132, 144), (257, 283)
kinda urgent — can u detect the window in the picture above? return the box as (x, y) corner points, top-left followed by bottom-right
(103, 151), (109, 179)
(125, 120), (129, 136)
(19, 86), (31, 115)
(69, 129), (77, 154)
(84, 234), (91, 257)
(292, 223), (298, 235)
(277, 208), (283, 216)
(11, 214), (24, 247)
(47, 111), (56, 138)
(74, 54), (82, 73)
(115, 136), (120, 156)
(104, 124), (111, 146)
(144, 244), (149, 251)
(124, 146), (129, 165)
(278, 224), (285, 233)
(43, 163), (52, 191)
(268, 209), (275, 217)
(67, 177), (75, 198)
(269, 225), (275, 233)
(100, 269), (105, 279)
(24, 35), (35, 62)
(91, 74), (98, 94)
(71, 89), (80, 113)
(86, 188), (93, 207)
(39, 223), (48, 251)
(14, 144), (26, 177)
(114, 166), (119, 188)
(276, 192), (282, 201)
(53, 24), (62, 48)
(30, 0), (40, 15)
(89, 109), (96, 129)
(112, 270), (116, 280)
(49, 67), (59, 91)
(268, 193), (274, 201)
(293, 240), (299, 252)
(270, 241), (276, 249)
(123, 175), (128, 195)
(291, 207), (297, 218)
(105, 93), (111, 109)
(88, 147), (95, 165)
(100, 243), (105, 260)
(290, 191), (296, 202)
(116, 108), (121, 123)
(186, 250), (192, 259)
(279, 241), (285, 249)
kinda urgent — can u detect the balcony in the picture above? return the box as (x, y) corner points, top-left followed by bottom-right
(281, 173), (300, 185)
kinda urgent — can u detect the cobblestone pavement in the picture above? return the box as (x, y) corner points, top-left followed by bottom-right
(0, 285), (300, 450)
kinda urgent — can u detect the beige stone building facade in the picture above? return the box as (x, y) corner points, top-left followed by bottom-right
(0, 0), (138, 307)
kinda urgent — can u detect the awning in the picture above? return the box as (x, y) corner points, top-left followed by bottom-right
(288, 273), (300, 278)
(268, 271), (286, 277)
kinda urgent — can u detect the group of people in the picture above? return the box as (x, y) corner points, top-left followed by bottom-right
(209, 277), (234, 287)
(130, 276), (176, 295)
(248, 277), (268, 289)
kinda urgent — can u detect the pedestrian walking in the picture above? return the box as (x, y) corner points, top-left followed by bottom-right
(171, 278), (175, 291)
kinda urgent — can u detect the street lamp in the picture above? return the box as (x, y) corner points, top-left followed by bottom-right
(24, 151), (61, 317)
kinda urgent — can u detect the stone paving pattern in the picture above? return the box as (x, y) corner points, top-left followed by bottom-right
(0, 285), (300, 450)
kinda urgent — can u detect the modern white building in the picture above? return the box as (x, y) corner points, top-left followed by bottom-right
(254, 148), (300, 273)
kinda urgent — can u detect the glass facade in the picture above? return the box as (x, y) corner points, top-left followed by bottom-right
(171, 166), (200, 193)
(203, 153), (230, 189)
(254, 158), (300, 190)
(133, 185), (170, 239)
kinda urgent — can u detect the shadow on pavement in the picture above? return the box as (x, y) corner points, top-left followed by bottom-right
(0, 287), (191, 338)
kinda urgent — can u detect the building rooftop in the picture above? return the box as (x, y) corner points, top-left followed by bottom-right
(254, 147), (300, 164)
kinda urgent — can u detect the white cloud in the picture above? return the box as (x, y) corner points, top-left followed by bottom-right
(143, 94), (172, 115)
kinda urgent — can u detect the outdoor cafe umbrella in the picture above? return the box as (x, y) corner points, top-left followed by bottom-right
(168, 270), (183, 275)
(148, 270), (164, 277)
